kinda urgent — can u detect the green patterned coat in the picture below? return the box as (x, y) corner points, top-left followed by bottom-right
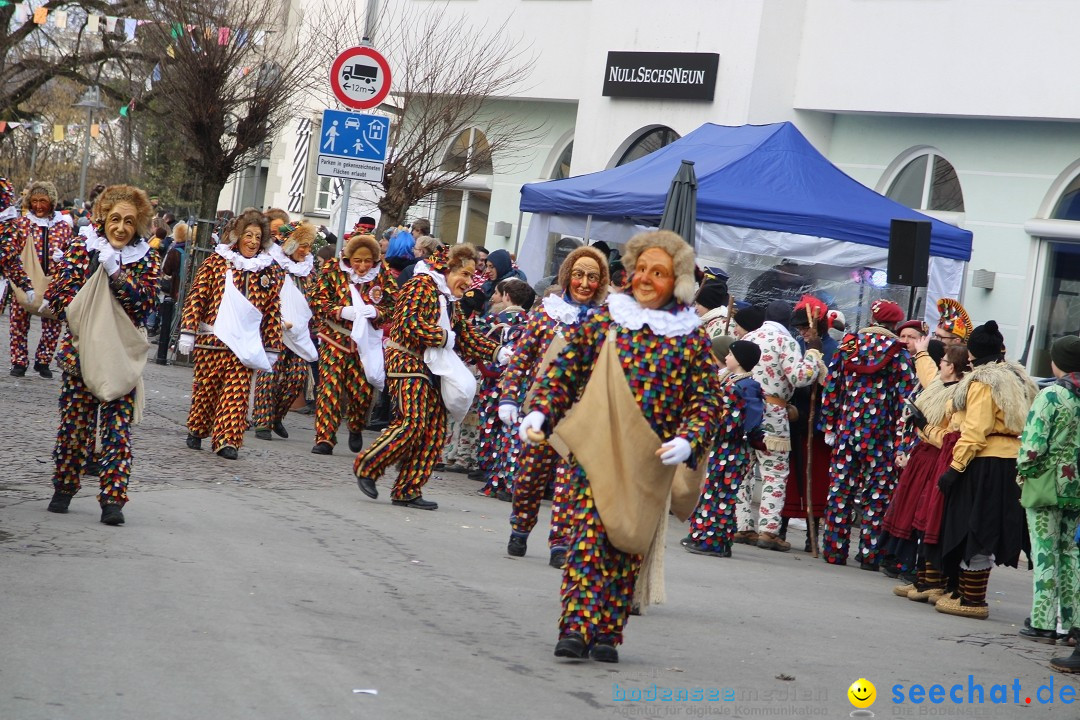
(1018, 376), (1080, 509)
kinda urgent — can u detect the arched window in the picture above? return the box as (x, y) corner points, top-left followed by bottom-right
(885, 151), (964, 212)
(1051, 174), (1080, 221)
(435, 128), (492, 245)
(551, 141), (574, 180)
(616, 126), (680, 167)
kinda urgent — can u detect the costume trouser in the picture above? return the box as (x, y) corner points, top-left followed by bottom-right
(252, 350), (307, 431)
(187, 348), (253, 452)
(1028, 507), (1080, 631)
(314, 342), (372, 447)
(691, 441), (752, 552)
(736, 445), (790, 534)
(475, 381), (500, 475)
(9, 302), (61, 367)
(354, 375), (445, 502)
(821, 446), (897, 565)
(559, 462), (641, 646)
(481, 421), (521, 496)
(53, 372), (135, 505)
(511, 443), (573, 550)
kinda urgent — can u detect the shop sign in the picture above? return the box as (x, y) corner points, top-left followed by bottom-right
(603, 51), (719, 101)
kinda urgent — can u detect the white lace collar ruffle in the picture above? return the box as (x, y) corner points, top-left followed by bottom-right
(607, 291), (701, 338)
(543, 294), (585, 325)
(215, 243), (275, 272)
(269, 243), (313, 277)
(339, 258), (379, 285)
(0, 206), (17, 222)
(412, 260), (457, 301)
(81, 223), (150, 263)
(27, 210), (70, 228)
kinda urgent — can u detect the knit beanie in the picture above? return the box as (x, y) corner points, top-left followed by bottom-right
(765, 300), (791, 325)
(733, 306), (765, 334)
(696, 279), (729, 311)
(967, 320), (1004, 362)
(1051, 335), (1080, 373)
(730, 340), (761, 372)
(711, 335), (735, 364)
(926, 339), (946, 367)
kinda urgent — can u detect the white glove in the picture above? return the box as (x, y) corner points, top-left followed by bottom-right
(824, 432), (836, 447)
(340, 306), (358, 321)
(658, 437), (692, 466)
(356, 303), (377, 319)
(497, 345), (513, 366)
(177, 332), (195, 355)
(24, 289), (35, 306)
(51, 248), (64, 263)
(37, 299), (50, 315)
(498, 403), (519, 427)
(99, 245), (120, 276)
(443, 328), (456, 352)
(518, 410), (546, 444)
(266, 351), (279, 368)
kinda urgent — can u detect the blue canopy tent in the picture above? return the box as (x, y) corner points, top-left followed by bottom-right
(517, 122), (973, 325)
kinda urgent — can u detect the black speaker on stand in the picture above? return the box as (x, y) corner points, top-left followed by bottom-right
(888, 219), (931, 319)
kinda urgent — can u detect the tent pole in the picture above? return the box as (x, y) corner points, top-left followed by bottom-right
(583, 215), (593, 244)
(512, 210), (524, 256)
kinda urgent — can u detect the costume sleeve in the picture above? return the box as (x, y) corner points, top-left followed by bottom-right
(373, 268), (397, 329)
(110, 251), (160, 326)
(42, 238), (91, 318)
(675, 335), (724, 466)
(394, 279), (446, 349)
(0, 221), (33, 292)
(1017, 388), (1053, 480)
(780, 336), (823, 389)
(497, 311), (547, 405)
(820, 349), (847, 435)
(889, 351), (919, 437)
(913, 351), (939, 388)
(180, 254), (219, 332)
(528, 313), (607, 426)
(950, 381), (996, 473)
(259, 267), (285, 352)
(308, 264), (336, 322)
(454, 303), (500, 365)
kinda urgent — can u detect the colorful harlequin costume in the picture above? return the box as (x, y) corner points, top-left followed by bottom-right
(475, 303), (530, 498)
(521, 231), (722, 660)
(354, 246), (500, 507)
(820, 300), (918, 567)
(42, 210), (158, 519)
(0, 177), (33, 298)
(5, 181), (73, 373)
(251, 224), (319, 438)
(180, 225), (285, 456)
(309, 234), (396, 452)
(499, 246), (609, 563)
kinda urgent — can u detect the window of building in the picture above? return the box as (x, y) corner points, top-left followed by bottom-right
(617, 126), (680, 167)
(885, 151), (964, 212)
(314, 176), (333, 213)
(1030, 175), (1080, 376)
(552, 141), (573, 180)
(435, 128), (492, 243)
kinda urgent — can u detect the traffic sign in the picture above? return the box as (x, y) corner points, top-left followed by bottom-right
(330, 46), (391, 110)
(317, 109), (389, 182)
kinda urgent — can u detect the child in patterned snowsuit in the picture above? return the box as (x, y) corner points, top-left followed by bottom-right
(820, 299), (917, 569)
(178, 209), (285, 459)
(42, 185), (159, 525)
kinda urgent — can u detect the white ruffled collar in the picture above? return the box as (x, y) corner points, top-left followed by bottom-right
(27, 211), (69, 228)
(543, 294), (586, 325)
(413, 260), (457, 301)
(215, 243), (275, 272)
(0, 206), (17, 222)
(81, 223), (150, 263)
(607, 291), (701, 337)
(269, 243), (313, 277)
(339, 258), (379, 285)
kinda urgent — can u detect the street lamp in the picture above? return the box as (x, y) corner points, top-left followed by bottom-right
(72, 86), (108, 201)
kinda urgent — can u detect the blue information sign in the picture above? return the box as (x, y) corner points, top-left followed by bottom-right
(318, 109), (389, 162)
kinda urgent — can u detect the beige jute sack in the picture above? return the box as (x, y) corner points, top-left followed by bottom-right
(11, 236), (56, 318)
(66, 265), (149, 418)
(552, 332), (675, 555)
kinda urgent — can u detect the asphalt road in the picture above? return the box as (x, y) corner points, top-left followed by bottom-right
(1, 317), (1077, 720)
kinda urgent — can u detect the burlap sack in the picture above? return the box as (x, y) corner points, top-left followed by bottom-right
(670, 461), (708, 522)
(66, 265), (149, 403)
(552, 332), (675, 555)
(11, 236), (56, 318)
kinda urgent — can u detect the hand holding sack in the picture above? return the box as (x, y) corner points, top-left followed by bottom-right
(177, 332), (195, 356)
(213, 269), (272, 372)
(658, 437), (692, 466)
(12, 232), (56, 318)
(280, 275), (317, 362)
(518, 410), (546, 444)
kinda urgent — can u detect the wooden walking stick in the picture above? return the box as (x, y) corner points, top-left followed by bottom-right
(722, 294), (736, 336)
(804, 303), (820, 558)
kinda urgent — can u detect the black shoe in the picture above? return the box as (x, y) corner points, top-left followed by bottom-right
(1051, 646), (1080, 673)
(365, 420), (389, 432)
(508, 534), (527, 557)
(255, 428), (272, 441)
(680, 534), (694, 547)
(467, 469), (487, 482)
(311, 442), (333, 455)
(859, 560), (880, 572)
(356, 474), (378, 499)
(685, 541), (731, 558)
(217, 446), (238, 460)
(549, 548), (567, 568)
(10, 365), (26, 377)
(34, 362), (53, 379)
(590, 637), (619, 663)
(898, 571), (918, 585)
(496, 488), (513, 502)
(155, 358), (169, 366)
(554, 633), (587, 659)
(272, 421), (288, 439)
(100, 503), (125, 525)
(348, 431), (364, 453)
(47, 490), (72, 514)
(294, 403), (314, 416)
(185, 434), (202, 450)
(392, 496), (438, 511)
(880, 565), (901, 579)
(1020, 626), (1059, 645)
(83, 459), (100, 476)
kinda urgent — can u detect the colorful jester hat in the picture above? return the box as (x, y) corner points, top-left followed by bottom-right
(936, 298), (973, 340)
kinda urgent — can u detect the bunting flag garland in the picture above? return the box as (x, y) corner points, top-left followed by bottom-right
(105, 16), (118, 32)
(90, 124), (100, 139)
(53, 124), (64, 141)
(53, 9), (67, 28)
(32, 6), (47, 23)
(86, 14), (98, 32)
(0, 121), (7, 133)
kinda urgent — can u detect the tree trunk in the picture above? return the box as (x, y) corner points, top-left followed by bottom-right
(376, 195), (407, 236)
(198, 178), (225, 229)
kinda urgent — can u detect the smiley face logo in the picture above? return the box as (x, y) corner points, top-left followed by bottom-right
(848, 678), (876, 709)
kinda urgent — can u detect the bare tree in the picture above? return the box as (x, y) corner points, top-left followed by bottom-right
(308, 0), (541, 233)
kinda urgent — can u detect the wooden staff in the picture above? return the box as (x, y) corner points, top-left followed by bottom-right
(804, 303), (820, 558)
(722, 294), (736, 336)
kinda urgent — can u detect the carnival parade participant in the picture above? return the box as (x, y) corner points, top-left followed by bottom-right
(934, 320), (1038, 619)
(933, 298), (973, 345)
(252, 222), (318, 442)
(354, 243), (501, 510)
(309, 232), (396, 455)
(519, 230), (722, 663)
(731, 303), (824, 552)
(685, 339), (764, 558)
(42, 185), (159, 525)
(498, 246), (609, 565)
(6, 180), (73, 378)
(178, 209), (285, 460)
(695, 278), (731, 339)
(820, 299), (917, 568)
(0, 177), (33, 300)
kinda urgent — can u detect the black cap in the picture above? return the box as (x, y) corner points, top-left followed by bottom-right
(696, 279), (729, 311)
(730, 340), (761, 372)
(733, 306), (765, 333)
(967, 320), (1004, 362)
